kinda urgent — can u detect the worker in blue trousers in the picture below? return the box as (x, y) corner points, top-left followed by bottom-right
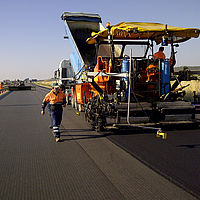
(41, 82), (66, 142)
(47, 84), (65, 129)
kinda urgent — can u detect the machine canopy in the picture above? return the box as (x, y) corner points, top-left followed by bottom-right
(87, 22), (200, 44)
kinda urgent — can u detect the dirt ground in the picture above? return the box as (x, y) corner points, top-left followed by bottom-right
(34, 80), (55, 88)
(171, 80), (200, 101)
(35, 79), (200, 101)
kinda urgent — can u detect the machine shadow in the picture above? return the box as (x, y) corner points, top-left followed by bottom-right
(59, 127), (158, 142)
(0, 91), (12, 101)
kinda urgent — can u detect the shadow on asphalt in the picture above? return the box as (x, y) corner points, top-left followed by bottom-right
(60, 122), (200, 140)
(176, 144), (200, 149)
(0, 104), (39, 107)
(59, 121), (200, 143)
(160, 123), (200, 131)
(60, 128), (155, 142)
(0, 91), (12, 100)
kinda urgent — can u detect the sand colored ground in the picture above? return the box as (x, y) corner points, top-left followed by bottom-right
(35, 79), (200, 101)
(171, 80), (200, 101)
(34, 80), (56, 88)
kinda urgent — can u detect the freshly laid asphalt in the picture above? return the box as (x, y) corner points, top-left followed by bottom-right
(0, 86), (199, 199)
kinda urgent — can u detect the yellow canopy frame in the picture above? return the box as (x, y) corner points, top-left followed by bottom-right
(87, 22), (200, 45)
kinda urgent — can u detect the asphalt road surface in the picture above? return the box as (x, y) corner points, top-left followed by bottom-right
(107, 126), (200, 197)
(0, 85), (200, 199)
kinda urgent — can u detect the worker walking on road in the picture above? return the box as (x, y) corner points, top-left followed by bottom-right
(41, 82), (66, 142)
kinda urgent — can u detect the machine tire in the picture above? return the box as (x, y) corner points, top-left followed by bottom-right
(74, 100), (78, 110)
(71, 96), (75, 108)
(78, 104), (82, 112)
(67, 97), (70, 105)
(95, 116), (104, 132)
(65, 91), (70, 105)
(84, 110), (88, 122)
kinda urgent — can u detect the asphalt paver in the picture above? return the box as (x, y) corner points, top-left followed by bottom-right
(0, 88), (198, 199)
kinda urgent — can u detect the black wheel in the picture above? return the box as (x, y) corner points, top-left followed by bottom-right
(78, 104), (82, 112)
(96, 117), (104, 132)
(74, 101), (77, 110)
(84, 110), (89, 122)
(71, 96), (75, 108)
(65, 91), (70, 105)
(67, 97), (70, 105)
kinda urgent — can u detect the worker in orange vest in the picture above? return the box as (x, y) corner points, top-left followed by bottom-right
(41, 82), (66, 142)
(146, 47), (165, 81)
(0, 82), (3, 93)
(146, 64), (159, 81)
(153, 47), (166, 60)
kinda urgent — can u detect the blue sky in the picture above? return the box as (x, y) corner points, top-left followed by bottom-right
(1, 0), (200, 81)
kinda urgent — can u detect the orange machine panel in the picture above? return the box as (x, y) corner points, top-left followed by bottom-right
(75, 83), (91, 104)
(75, 82), (107, 104)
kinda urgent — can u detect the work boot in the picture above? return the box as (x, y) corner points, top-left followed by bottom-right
(49, 125), (53, 129)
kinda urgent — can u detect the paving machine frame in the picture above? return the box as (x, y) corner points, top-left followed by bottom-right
(61, 12), (200, 136)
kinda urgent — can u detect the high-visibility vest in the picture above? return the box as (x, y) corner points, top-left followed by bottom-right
(43, 91), (66, 105)
(153, 51), (165, 59)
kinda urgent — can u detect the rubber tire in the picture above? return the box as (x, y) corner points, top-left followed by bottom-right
(74, 100), (77, 110)
(78, 104), (82, 112)
(71, 96), (75, 108)
(65, 91), (70, 105)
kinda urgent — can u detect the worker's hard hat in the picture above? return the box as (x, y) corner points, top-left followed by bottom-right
(52, 82), (59, 88)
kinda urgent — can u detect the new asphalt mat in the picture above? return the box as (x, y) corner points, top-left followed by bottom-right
(0, 88), (198, 199)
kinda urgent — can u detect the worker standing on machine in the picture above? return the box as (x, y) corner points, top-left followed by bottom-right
(41, 82), (66, 142)
(146, 47), (166, 81)
(153, 46), (166, 60)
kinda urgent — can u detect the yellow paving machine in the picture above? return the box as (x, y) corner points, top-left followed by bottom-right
(61, 12), (200, 135)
